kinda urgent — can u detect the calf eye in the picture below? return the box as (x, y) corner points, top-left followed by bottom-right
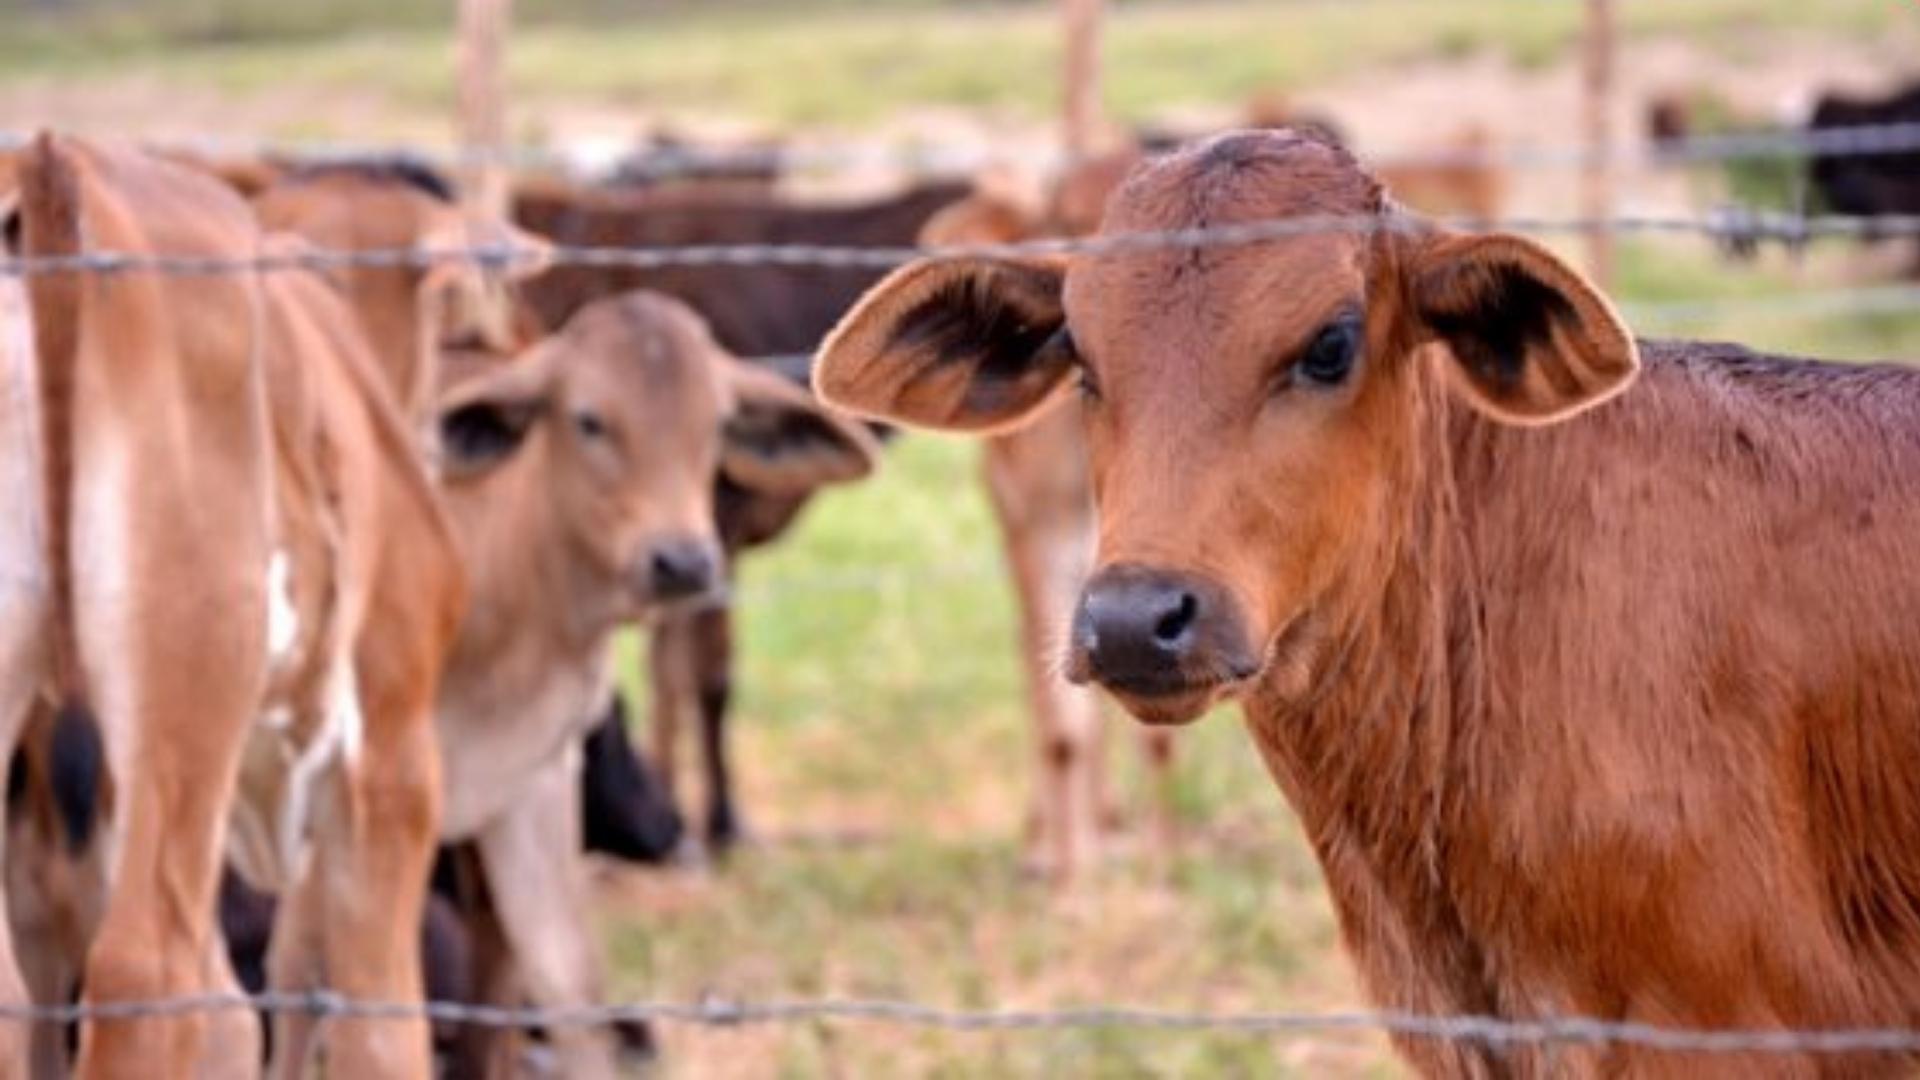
(1296, 313), (1361, 387)
(574, 410), (609, 439)
(1044, 327), (1100, 402)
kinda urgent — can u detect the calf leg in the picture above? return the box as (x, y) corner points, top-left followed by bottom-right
(690, 606), (741, 853)
(1136, 726), (1178, 873)
(646, 616), (696, 817)
(74, 630), (260, 1080)
(435, 846), (521, 1080)
(265, 669), (440, 1080)
(6, 719), (80, 1080)
(982, 423), (1101, 887)
(474, 752), (620, 1080)
(315, 689), (440, 1078)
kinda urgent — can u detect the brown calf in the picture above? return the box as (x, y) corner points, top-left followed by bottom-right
(817, 128), (1920, 1077)
(512, 176), (965, 853)
(423, 291), (875, 1077)
(4, 135), (462, 1077)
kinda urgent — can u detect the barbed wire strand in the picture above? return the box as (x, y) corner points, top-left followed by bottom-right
(5, 209), (1920, 279)
(8, 991), (1920, 1054)
(5, 117), (1918, 181)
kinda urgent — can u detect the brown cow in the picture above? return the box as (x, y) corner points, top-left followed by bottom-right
(816, 128), (1920, 1077)
(3, 134), (463, 1077)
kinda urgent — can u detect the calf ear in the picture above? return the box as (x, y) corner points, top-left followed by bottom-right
(1408, 233), (1639, 425)
(722, 360), (881, 497)
(814, 257), (1072, 433)
(435, 351), (554, 479)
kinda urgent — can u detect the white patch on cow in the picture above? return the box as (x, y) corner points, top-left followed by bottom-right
(334, 663), (364, 765)
(0, 277), (49, 756)
(0, 279), (46, 600)
(266, 550), (299, 668)
(274, 660), (362, 877)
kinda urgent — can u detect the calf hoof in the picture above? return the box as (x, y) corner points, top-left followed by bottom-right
(704, 808), (749, 858)
(613, 1018), (659, 1067)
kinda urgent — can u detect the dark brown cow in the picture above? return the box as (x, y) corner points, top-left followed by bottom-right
(817, 128), (1920, 1077)
(512, 177), (968, 852)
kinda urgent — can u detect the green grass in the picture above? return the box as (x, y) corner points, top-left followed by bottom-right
(0, 0), (1907, 135)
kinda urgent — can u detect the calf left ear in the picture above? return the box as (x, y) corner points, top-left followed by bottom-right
(721, 360), (881, 497)
(1408, 233), (1639, 425)
(815, 257), (1072, 433)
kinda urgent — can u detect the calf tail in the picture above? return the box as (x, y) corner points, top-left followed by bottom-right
(18, 133), (91, 731)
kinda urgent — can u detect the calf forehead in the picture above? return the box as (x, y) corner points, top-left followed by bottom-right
(566, 294), (727, 412)
(1064, 133), (1376, 374)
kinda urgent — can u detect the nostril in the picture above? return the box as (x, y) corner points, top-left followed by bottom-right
(649, 543), (717, 599)
(1153, 592), (1199, 646)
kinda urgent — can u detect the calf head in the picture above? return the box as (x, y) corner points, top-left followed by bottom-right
(817, 129), (1636, 725)
(439, 290), (877, 629)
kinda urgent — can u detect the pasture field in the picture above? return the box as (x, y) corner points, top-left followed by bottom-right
(599, 237), (1920, 1079)
(0, 0), (1911, 139)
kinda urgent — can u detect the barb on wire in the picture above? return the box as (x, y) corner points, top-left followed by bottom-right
(5, 210), (1920, 280)
(8, 992), (1920, 1055)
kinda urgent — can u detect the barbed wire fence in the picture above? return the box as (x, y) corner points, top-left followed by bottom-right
(1, 111), (1919, 1055)
(11, 990), (1920, 1056)
(5, 114), (1920, 180)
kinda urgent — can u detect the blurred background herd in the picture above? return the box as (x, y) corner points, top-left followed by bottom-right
(5, 0), (1918, 1074)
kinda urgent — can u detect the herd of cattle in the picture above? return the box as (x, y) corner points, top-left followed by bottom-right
(0, 73), (1916, 1080)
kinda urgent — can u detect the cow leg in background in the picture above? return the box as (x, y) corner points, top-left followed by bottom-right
(436, 845), (523, 1080)
(313, 673), (441, 1077)
(981, 409), (1104, 885)
(650, 606), (741, 856)
(6, 712), (93, 1080)
(646, 615), (696, 824)
(474, 750), (623, 1080)
(73, 540), (263, 1080)
(1136, 727), (1177, 872)
(689, 605), (741, 853)
(193, 933), (261, 1080)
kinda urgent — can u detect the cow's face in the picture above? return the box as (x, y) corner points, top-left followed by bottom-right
(438, 291), (877, 626)
(816, 130), (1636, 725)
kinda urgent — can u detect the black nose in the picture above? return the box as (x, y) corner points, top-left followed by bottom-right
(1070, 565), (1255, 694)
(648, 538), (719, 602)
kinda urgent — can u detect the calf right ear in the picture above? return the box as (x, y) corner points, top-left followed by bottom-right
(814, 257), (1073, 433)
(435, 353), (554, 479)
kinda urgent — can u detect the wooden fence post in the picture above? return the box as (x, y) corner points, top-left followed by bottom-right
(1581, 0), (1617, 287)
(1062, 0), (1105, 165)
(457, 0), (512, 221)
